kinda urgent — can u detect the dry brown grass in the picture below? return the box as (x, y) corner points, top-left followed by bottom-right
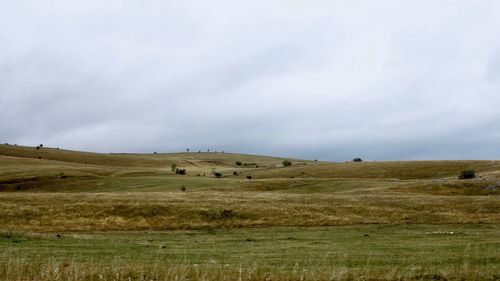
(0, 191), (498, 232)
(1, 260), (496, 281)
(247, 160), (500, 180)
(0, 144), (296, 168)
(391, 179), (500, 196)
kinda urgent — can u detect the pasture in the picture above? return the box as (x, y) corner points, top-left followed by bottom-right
(0, 144), (499, 280)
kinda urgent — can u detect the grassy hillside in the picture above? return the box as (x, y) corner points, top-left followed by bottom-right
(0, 143), (324, 192)
(0, 144), (298, 168)
(0, 144), (499, 280)
(248, 160), (500, 180)
(1, 191), (498, 232)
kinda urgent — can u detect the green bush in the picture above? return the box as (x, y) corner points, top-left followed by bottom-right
(282, 160), (292, 166)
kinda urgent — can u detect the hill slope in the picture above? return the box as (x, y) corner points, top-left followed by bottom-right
(0, 144), (303, 168)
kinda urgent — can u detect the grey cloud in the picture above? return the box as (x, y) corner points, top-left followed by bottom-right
(1, 0), (500, 160)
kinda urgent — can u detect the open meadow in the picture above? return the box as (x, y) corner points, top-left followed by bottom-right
(0, 144), (499, 280)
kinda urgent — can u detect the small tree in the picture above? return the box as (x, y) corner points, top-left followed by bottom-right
(459, 170), (476, 180)
(171, 163), (177, 172)
(282, 160), (292, 167)
(235, 161), (242, 166)
(353, 158), (363, 162)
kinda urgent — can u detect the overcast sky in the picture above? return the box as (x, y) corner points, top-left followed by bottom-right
(1, 1), (500, 161)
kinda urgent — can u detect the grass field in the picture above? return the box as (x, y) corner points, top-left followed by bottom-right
(1, 225), (498, 281)
(0, 144), (499, 280)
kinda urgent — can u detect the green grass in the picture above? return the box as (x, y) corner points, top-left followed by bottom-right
(1, 225), (499, 280)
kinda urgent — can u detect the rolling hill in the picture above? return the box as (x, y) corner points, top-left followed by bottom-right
(0, 143), (499, 280)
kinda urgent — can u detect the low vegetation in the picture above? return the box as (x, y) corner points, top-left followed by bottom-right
(0, 144), (499, 280)
(1, 225), (498, 281)
(459, 169), (476, 179)
(175, 168), (186, 175)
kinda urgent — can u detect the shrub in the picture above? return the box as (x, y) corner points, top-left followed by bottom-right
(179, 186), (186, 192)
(282, 160), (292, 166)
(353, 158), (363, 162)
(175, 168), (186, 175)
(233, 171), (239, 176)
(235, 161), (242, 166)
(214, 172), (222, 178)
(171, 163), (177, 172)
(246, 175), (252, 180)
(220, 209), (233, 219)
(459, 170), (476, 180)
